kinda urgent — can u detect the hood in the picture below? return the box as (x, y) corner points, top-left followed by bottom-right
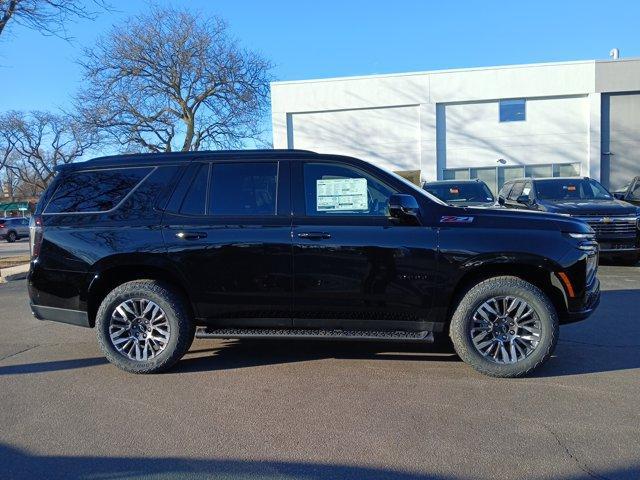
(538, 199), (637, 216)
(446, 205), (592, 234)
(446, 200), (495, 208)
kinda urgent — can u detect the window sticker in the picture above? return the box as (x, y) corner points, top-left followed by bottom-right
(316, 178), (368, 212)
(522, 187), (531, 195)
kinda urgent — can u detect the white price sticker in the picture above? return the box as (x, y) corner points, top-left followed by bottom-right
(316, 178), (368, 212)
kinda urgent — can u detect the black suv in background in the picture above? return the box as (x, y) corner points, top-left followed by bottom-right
(423, 179), (495, 207)
(29, 150), (600, 377)
(498, 177), (640, 264)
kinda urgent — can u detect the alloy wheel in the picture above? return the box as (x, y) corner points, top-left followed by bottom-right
(109, 298), (170, 361)
(469, 296), (541, 364)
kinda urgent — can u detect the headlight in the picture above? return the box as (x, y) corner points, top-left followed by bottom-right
(565, 232), (598, 251)
(568, 232), (594, 239)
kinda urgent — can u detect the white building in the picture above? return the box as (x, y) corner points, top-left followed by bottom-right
(271, 58), (640, 193)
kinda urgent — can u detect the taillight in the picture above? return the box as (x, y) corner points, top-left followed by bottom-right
(29, 216), (43, 259)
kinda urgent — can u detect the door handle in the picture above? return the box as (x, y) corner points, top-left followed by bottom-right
(297, 232), (331, 240)
(176, 231), (207, 240)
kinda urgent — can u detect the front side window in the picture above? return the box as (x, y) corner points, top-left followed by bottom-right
(499, 99), (526, 122)
(508, 182), (525, 200)
(209, 162), (277, 215)
(45, 167), (151, 213)
(303, 163), (396, 216)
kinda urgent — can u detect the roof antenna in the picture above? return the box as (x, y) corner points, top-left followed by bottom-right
(609, 48), (620, 60)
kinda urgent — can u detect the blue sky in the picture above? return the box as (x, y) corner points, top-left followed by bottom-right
(1, 0), (639, 114)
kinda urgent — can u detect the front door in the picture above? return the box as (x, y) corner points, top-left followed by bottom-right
(291, 160), (438, 331)
(162, 160), (293, 326)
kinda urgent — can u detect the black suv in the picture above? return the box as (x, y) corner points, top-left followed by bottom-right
(28, 150), (600, 377)
(498, 177), (640, 264)
(423, 179), (495, 207)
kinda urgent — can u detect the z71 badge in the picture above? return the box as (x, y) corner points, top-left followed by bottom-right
(440, 216), (475, 223)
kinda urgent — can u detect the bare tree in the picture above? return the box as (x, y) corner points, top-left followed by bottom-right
(1, 110), (98, 192)
(76, 5), (273, 153)
(0, 0), (107, 39)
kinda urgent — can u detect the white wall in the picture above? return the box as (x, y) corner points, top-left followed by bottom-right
(442, 96), (589, 172)
(288, 106), (421, 172)
(271, 58), (640, 183)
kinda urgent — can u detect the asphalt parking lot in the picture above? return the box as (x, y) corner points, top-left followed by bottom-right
(0, 237), (29, 257)
(0, 264), (638, 480)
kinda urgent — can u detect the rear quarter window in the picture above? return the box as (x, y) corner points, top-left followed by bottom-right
(44, 167), (152, 214)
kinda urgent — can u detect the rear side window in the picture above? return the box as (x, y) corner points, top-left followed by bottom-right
(209, 163), (277, 215)
(45, 167), (151, 213)
(179, 164), (209, 216)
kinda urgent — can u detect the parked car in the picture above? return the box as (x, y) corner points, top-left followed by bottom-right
(28, 150), (600, 378)
(0, 217), (29, 242)
(611, 176), (640, 206)
(498, 177), (640, 264)
(423, 179), (495, 207)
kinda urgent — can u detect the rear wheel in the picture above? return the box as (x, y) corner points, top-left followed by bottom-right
(6, 231), (16, 243)
(449, 276), (558, 378)
(95, 280), (195, 374)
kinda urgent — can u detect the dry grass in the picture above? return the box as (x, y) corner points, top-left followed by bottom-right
(0, 255), (31, 270)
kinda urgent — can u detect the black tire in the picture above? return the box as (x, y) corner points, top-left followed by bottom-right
(6, 231), (16, 243)
(95, 280), (195, 374)
(449, 276), (558, 378)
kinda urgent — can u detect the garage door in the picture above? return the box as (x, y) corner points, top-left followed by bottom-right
(288, 106), (420, 173)
(602, 92), (640, 190)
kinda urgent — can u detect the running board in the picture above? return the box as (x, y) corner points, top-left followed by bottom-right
(196, 327), (434, 342)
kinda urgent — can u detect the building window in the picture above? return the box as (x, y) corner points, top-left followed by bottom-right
(442, 162), (580, 194)
(499, 99), (526, 122)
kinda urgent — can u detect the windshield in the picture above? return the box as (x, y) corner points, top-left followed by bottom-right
(424, 182), (494, 203)
(535, 178), (612, 201)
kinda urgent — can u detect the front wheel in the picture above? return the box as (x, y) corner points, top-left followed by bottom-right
(95, 280), (195, 374)
(449, 276), (558, 378)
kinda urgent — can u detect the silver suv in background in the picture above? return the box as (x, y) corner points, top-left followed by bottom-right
(0, 217), (30, 242)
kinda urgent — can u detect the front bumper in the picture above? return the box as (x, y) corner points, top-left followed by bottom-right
(561, 277), (600, 324)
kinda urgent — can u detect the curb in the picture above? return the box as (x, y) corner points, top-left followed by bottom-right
(0, 263), (30, 283)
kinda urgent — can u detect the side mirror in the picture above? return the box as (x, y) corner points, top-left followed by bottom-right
(516, 195), (531, 206)
(497, 196), (506, 206)
(613, 192), (625, 200)
(389, 194), (420, 220)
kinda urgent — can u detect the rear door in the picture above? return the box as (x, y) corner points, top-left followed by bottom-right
(162, 159), (293, 326)
(17, 218), (29, 236)
(290, 159), (438, 331)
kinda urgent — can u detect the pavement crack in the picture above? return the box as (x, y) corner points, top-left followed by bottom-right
(542, 423), (611, 480)
(0, 344), (39, 362)
(560, 339), (640, 349)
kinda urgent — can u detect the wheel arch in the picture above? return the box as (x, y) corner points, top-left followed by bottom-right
(86, 262), (194, 327)
(445, 257), (568, 329)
